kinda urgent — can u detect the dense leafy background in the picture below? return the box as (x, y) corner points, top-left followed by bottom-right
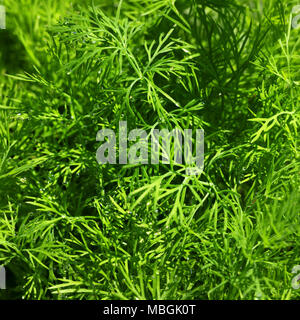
(0, 0), (299, 299)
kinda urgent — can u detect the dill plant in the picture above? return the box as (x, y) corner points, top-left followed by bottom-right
(0, 0), (299, 300)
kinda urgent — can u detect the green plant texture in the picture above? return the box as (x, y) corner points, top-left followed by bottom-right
(0, 0), (299, 300)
